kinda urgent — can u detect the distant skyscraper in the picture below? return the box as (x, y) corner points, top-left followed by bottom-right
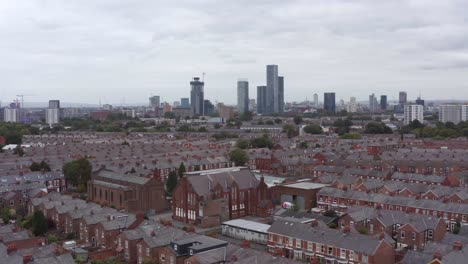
(404, 104), (423, 125)
(347, 97), (357, 113)
(416, 96), (425, 106)
(324, 93), (336, 113)
(313, 93), (319, 108)
(149, 96), (160, 108)
(190, 77), (204, 116)
(380, 95), (387, 110)
(46, 100), (60, 125)
(278, 76), (284, 113)
(181, 98), (190, 108)
(204, 100), (215, 116)
(369, 93), (376, 112)
(439, 105), (462, 124)
(237, 79), (249, 113)
(249, 99), (256, 111)
(266, 65), (278, 114)
(173, 101), (180, 107)
(399, 91), (407, 105)
(257, 86), (267, 114)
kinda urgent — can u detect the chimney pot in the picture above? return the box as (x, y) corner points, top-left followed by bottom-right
(310, 219), (318, 227)
(453, 241), (463, 251)
(344, 225), (351, 234)
(433, 252), (442, 261)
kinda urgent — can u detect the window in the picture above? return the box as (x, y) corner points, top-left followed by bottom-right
(341, 248), (346, 259)
(308, 242), (313, 251)
(328, 246), (333, 255)
(411, 232), (416, 240)
(362, 255), (368, 263)
(160, 254), (165, 262)
(349, 251), (355, 260)
(146, 248), (150, 257)
(296, 239), (301, 248)
(428, 230), (433, 239)
(401, 231), (405, 239)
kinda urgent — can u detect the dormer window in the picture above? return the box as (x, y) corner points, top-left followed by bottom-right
(174, 244), (178, 250)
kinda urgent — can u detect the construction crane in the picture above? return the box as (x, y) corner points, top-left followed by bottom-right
(16, 94), (36, 109)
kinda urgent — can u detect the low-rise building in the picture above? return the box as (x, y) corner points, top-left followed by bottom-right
(222, 219), (270, 244)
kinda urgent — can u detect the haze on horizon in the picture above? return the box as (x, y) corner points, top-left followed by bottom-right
(1, 0), (468, 106)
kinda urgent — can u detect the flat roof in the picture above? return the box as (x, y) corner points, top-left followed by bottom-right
(222, 219), (270, 233)
(284, 182), (329, 190)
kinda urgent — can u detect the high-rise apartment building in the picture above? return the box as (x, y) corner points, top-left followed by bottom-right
(4, 107), (19, 123)
(257, 86), (267, 114)
(416, 97), (425, 107)
(347, 97), (357, 113)
(190, 77), (204, 116)
(313, 94), (319, 108)
(149, 96), (160, 108)
(203, 100), (214, 116)
(462, 105), (468, 122)
(380, 95), (387, 110)
(439, 105), (462, 124)
(181, 98), (190, 108)
(278, 76), (284, 113)
(46, 100), (60, 125)
(266, 65), (279, 114)
(404, 104), (423, 125)
(399, 91), (407, 105)
(324, 93), (336, 113)
(237, 79), (249, 113)
(369, 93), (376, 112)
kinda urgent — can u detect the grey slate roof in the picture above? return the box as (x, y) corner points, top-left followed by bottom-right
(268, 220), (385, 255)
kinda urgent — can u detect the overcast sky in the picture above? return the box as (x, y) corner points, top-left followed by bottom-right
(1, 0), (468, 106)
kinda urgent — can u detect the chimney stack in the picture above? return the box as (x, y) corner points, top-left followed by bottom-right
(453, 241), (463, 251)
(344, 225), (351, 234)
(433, 252), (442, 261)
(310, 219), (318, 227)
(23, 254), (33, 264)
(7, 243), (18, 254)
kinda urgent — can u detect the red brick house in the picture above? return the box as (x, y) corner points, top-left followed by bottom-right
(172, 167), (269, 227)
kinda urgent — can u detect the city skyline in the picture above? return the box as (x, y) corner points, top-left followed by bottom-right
(1, 1), (468, 104)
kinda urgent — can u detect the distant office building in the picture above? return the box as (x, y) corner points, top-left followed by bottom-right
(122, 109), (136, 118)
(369, 93), (376, 112)
(416, 97), (425, 107)
(249, 99), (256, 111)
(204, 100), (215, 116)
(463, 105), (468, 122)
(149, 96), (160, 108)
(190, 77), (204, 116)
(49, 100), (60, 109)
(217, 103), (235, 120)
(266, 65), (279, 114)
(439, 105), (462, 124)
(4, 107), (19, 123)
(278, 76), (285, 113)
(257, 86), (267, 114)
(313, 93), (319, 108)
(324, 93), (336, 113)
(173, 101), (180, 107)
(347, 97), (357, 113)
(102, 104), (112, 111)
(404, 104), (423, 125)
(172, 107), (193, 118)
(237, 79), (249, 113)
(399, 91), (407, 105)
(46, 100), (60, 125)
(181, 98), (190, 108)
(63, 108), (80, 118)
(380, 95), (387, 110)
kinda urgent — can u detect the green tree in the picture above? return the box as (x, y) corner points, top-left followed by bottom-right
(39, 160), (51, 171)
(198, 127), (207, 132)
(283, 124), (298, 139)
(293, 116), (303, 125)
(30, 162), (42, 172)
(453, 221), (461, 234)
(364, 122), (392, 134)
(236, 139), (250, 149)
(63, 158), (92, 189)
(164, 111), (176, 119)
(166, 170), (178, 196)
(299, 141), (308, 149)
(251, 135), (274, 149)
(32, 210), (48, 236)
(1, 208), (10, 224)
(274, 118), (282, 124)
(178, 163), (186, 178)
(303, 124), (323, 134)
(229, 148), (249, 166)
(340, 133), (362, 139)
(238, 111), (253, 121)
(14, 145), (25, 157)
